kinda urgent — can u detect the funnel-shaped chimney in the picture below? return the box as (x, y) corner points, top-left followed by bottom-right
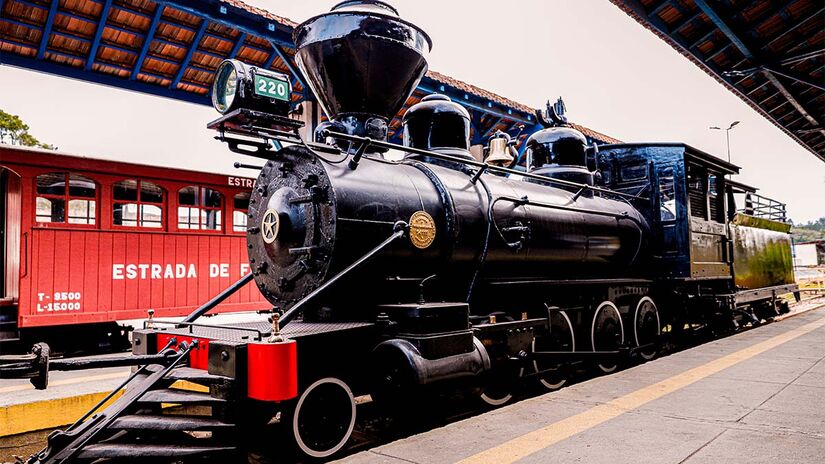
(293, 1), (431, 140)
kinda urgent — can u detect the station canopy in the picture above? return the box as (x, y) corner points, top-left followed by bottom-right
(0, 0), (620, 151)
(611, 0), (824, 162)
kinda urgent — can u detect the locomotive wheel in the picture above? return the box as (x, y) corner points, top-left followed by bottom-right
(285, 377), (356, 459)
(634, 297), (661, 361)
(479, 370), (515, 407)
(532, 310), (576, 391)
(591, 301), (625, 374)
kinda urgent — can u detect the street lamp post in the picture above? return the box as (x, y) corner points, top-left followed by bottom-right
(709, 121), (740, 163)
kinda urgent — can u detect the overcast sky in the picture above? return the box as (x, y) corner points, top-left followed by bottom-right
(0, 0), (822, 222)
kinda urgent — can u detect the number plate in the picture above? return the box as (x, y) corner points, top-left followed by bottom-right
(253, 74), (290, 101)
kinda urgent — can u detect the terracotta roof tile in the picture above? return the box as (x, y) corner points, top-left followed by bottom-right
(425, 70), (534, 114)
(569, 123), (623, 144)
(221, 0), (298, 28)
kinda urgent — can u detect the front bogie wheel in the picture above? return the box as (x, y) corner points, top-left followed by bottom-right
(283, 377), (356, 460)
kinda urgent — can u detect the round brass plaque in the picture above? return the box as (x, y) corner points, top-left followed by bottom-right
(261, 209), (280, 244)
(409, 211), (436, 249)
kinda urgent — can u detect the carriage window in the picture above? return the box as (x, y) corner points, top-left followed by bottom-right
(620, 163), (647, 182)
(659, 166), (676, 222)
(233, 192), (250, 232)
(35, 172), (96, 225)
(113, 180), (164, 228)
(178, 186), (222, 231)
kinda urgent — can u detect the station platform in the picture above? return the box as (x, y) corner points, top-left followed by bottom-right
(340, 303), (825, 464)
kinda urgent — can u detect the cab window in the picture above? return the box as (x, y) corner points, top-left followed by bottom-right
(659, 166), (676, 222)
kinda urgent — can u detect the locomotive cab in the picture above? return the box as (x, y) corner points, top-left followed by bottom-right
(596, 143), (796, 320)
(596, 143), (739, 280)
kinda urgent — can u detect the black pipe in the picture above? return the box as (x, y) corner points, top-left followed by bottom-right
(182, 273), (255, 323)
(323, 130), (642, 201)
(234, 162), (264, 170)
(49, 352), (181, 372)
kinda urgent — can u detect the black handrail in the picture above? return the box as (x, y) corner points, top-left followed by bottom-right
(323, 130), (644, 201)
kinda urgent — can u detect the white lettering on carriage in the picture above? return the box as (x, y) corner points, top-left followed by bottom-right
(111, 263), (211, 280)
(228, 176), (254, 188)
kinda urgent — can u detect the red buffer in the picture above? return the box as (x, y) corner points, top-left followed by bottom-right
(247, 340), (298, 401)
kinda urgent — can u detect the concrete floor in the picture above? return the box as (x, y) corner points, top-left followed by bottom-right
(339, 305), (825, 464)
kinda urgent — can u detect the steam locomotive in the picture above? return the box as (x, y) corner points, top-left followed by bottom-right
(2, 1), (797, 462)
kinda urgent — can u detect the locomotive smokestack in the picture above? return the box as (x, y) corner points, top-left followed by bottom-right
(293, 1), (432, 142)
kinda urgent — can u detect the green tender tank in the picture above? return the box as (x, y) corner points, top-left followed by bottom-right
(730, 213), (795, 290)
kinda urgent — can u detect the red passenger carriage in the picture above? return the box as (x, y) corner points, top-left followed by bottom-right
(0, 144), (267, 350)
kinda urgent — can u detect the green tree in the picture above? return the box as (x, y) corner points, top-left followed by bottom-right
(799, 217), (825, 232)
(792, 216), (825, 243)
(0, 109), (55, 149)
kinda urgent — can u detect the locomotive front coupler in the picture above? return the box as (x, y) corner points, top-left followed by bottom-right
(0, 340), (188, 390)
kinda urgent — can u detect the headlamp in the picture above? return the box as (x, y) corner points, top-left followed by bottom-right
(211, 59), (292, 115)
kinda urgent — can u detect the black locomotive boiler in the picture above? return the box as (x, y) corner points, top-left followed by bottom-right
(3, 1), (798, 462)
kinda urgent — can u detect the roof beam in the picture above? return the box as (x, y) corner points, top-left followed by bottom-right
(763, 6), (824, 51)
(270, 41), (306, 90)
(171, 19), (207, 89)
(0, 52), (208, 105)
(418, 84), (534, 125)
(688, 26), (718, 50)
(481, 117), (503, 139)
(764, 66), (825, 92)
(228, 32), (246, 59)
(132, 6), (164, 80)
(86, 0), (113, 70)
(157, 0), (294, 49)
(692, 0), (824, 149)
(37, 0), (60, 59)
(760, 69), (823, 135)
(649, 1), (674, 18)
(693, 0), (753, 59)
(263, 47), (277, 68)
(779, 47), (825, 67)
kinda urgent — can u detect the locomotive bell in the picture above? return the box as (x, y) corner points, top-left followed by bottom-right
(485, 134), (515, 167)
(293, 1), (432, 142)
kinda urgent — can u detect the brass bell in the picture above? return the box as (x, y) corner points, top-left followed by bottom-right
(485, 135), (515, 167)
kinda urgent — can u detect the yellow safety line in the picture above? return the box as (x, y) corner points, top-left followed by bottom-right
(458, 313), (825, 464)
(0, 371), (130, 395)
(0, 391), (125, 437)
(0, 376), (207, 437)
